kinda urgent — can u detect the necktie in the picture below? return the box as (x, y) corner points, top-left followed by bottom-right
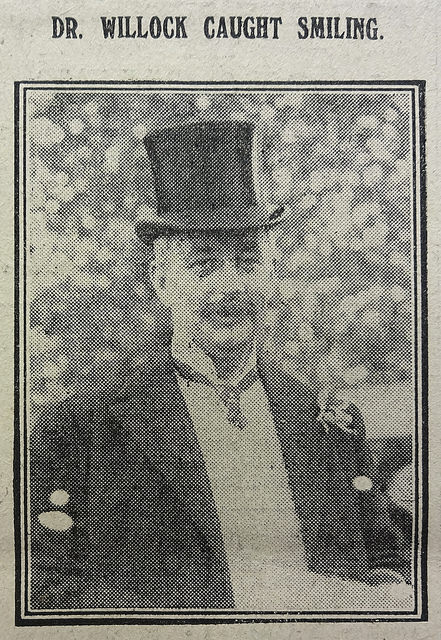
(172, 359), (259, 429)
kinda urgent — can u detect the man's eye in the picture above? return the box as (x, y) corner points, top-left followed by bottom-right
(237, 254), (260, 266)
(189, 258), (211, 269)
(188, 258), (217, 275)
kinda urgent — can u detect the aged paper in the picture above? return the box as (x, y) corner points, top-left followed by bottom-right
(1, 1), (440, 638)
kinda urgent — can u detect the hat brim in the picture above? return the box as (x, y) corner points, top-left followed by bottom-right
(135, 204), (287, 244)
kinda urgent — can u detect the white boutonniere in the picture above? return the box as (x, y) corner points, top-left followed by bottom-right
(317, 389), (359, 436)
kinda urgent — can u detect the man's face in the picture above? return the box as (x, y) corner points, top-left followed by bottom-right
(150, 229), (276, 357)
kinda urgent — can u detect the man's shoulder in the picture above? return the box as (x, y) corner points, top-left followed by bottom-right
(34, 357), (176, 427)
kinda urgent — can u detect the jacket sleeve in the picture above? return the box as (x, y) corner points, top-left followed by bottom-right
(329, 403), (411, 584)
(29, 399), (90, 609)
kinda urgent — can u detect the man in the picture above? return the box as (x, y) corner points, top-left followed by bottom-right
(30, 121), (409, 610)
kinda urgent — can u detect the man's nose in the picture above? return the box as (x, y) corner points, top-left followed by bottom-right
(212, 259), (247, 295)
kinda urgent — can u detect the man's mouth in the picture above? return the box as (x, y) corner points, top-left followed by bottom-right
(200, 302), (256, 326)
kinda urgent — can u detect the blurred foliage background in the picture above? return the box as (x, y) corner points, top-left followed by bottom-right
(27, 89), (413, 428)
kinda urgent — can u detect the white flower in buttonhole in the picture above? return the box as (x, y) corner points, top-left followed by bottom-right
(384, 107), (399, 122)
(31, 117), (65, 146)
(317, 399), (357, 435)
(356, 115), (378, 129)
(133, 124), (148, 139)
(195, 95), (211, 111)
(363, 163), (383, 186)
(68, 118), (85, 135)
(390, 285), (406, 302)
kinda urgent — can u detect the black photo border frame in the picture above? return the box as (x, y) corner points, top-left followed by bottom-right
(14, 80), (428, 626)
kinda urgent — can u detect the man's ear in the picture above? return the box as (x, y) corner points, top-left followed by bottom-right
(149, 260), (169, 307)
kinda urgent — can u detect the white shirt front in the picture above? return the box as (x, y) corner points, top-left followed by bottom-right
(172, 338), (308, 609)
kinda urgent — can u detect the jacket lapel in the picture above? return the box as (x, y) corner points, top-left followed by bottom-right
(260, 362), (369, 578)
(108, 360), (233, 603)
(259, 363), (333, 568)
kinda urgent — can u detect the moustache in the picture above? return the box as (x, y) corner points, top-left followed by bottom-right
(199, 295), (257, 320)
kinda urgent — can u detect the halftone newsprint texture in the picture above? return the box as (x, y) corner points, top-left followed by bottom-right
(14, 81), (427, 624)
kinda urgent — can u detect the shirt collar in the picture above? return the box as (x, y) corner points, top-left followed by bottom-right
(171, 334), (257, 387)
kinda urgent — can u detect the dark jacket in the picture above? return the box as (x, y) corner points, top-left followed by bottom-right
(30, 358), (409, 609)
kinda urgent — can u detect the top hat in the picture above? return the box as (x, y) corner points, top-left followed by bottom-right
(135, 120), (286, 243)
